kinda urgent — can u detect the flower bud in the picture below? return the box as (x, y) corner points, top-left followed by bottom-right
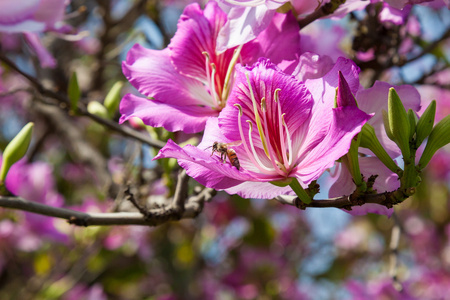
(388, 88), (411, 161)
(336, 71), (358, 108)
(0, 122), (34, 183)
(360, 124), (400, 174)
(87, 101), (109, 119)
(407, 109), (417, 142)
(415, 100), (436, 147)
(128, 117), (146, 130)
(346, 134), (363, 187)
(68, 72), (81, 113)
(418, 115), (450, 169)
(104, 81), (124, 118)
(382, 109), (395, 142)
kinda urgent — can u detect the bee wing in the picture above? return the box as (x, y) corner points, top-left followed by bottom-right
(226, 140), (242, 147)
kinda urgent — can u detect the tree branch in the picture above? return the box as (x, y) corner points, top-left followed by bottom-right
(0, 53), (166, 149)
(275, 188), (410, 210)
(298, 0), (345, 29)
(0, 187), (215, 227)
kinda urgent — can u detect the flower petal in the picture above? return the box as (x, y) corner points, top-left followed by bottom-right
(241, 12), (301, 65)
(154, 139), (256, 190)
(122, 44), (212, 107)
(305, 57), (361, 105)
(24, 32), (56, 68)
(298, 57), (361, 159)
(290, 52), (335, 82)
(296, 105), (372, 183)
(33, 0), (66, 28)
(119, 94), (217, 133)
(0, 0), (39, 26)
(216, 5), (276, 52)
(224, 181), (294, 199)
(169, 2), (230, 82)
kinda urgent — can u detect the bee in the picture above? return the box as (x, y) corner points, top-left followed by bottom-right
(208, 141), (241, 170)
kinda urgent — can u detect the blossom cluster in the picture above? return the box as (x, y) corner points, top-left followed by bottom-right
(119, 0), (437, 215)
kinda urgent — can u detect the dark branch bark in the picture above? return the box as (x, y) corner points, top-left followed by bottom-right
(298, 0), (345, 29)
(0, 187), (215, 227)
(275, 188), (411, 210)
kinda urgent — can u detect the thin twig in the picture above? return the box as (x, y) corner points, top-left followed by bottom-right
(125, 169), (190, 223)
(0, 53), (166, 149)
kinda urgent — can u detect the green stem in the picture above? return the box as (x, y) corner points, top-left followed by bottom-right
(400, 149), (419, 196)
(289, 178), (311, 204)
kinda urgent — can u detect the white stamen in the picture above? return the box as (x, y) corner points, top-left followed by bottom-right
(234, 104), (273, 174)
(274, 89), (289, 169)
(202, 51), (211, 85)
(246, 120), (274, 172)
(260, 97), (285, 176)
(245, 72), (270, 158)
(282, 114), (294, 167)
(222, 44), (243, 102)
(210, 63), (221, 107)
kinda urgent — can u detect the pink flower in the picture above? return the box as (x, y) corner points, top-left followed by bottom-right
(0, 0), (67, 33)
(0, 0), (70, 68)
(120, 2), (301, 133)
(154, 58), (371, 199)
(379, 3), (412, 24)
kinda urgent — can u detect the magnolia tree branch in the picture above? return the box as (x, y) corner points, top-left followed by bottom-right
(0, 53), (166, 149)
(0, 186), (215, 227)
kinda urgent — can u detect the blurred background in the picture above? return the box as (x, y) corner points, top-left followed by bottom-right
(0, 0), (449, 299)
